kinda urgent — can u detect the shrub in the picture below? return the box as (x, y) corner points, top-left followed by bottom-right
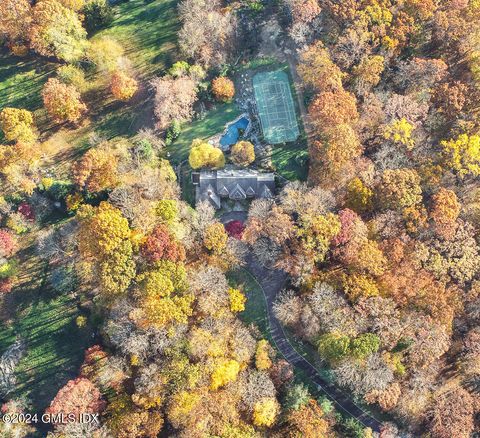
(48, 180), (74, 201)
(0, 260), (17, 279)
(6, 213), (31, 234)
(0, 278), (14, 294)
(165, 120), (182, 146)
(168, 61), (190, 78)
(18, 202), (35, 221)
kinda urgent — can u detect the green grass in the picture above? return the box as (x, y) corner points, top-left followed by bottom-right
(227, 268), (271, 342)
(12, 294), (92, 413)
(167, 102), (241, 164)
(0, 50), (56, 113)
(0, 321), (16, 355)
(95, 0), (180, 78)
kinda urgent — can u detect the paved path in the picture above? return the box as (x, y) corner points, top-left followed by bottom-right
(244, 254), (384, 433)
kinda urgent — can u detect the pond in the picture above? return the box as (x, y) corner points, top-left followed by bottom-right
(220, 116), (250, 149)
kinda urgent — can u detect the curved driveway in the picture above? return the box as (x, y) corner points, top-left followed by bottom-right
(243, 253), (384, 433)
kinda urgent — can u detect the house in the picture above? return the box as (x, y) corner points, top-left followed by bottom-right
(192, 168), (275, 209)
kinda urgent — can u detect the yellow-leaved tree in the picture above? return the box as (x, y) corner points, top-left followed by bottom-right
(210, 359), (240, 390)
(189, 140), (225, 169)
(0, 108), (37, 144)
(253, 397), (279, 427)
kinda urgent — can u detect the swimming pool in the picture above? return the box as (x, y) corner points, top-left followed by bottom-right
(220, 116), (250, 148)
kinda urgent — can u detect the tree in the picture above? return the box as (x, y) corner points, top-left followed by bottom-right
(298, 41), (344, 92)
(309, 89), (358, 131)
(350, 333), (381, 360)
(352, 55), (385, 91)
(137, 262), (194, 328)
(0, 229), (17, 258)
(252, 397), (279, 428)
(228, 287), (246, 313)
(255, 340), (272, 370)
(430, 188), (460, 239)
(99, 241), (136, 296)
(72, 147), (118, 193)
(225, 220), (245, 239)
(310, 124), (362, 184)
(83, 0), (113, 33)
(395, 57), (448, 92)
(203, 222), (228, 254)
(110, 71), (138, 101)
(189, 140), (225, 169)
(231, 141), (255, 167)
(342, 274), (379, 302)
(57, 64), (87, 90)
(317, 332), (351, 364)
(77, 202), (131, 259)
(441, 134), (480, 178)
(87, 36), (124, 72)
(57, 0), (85, 10)
(345, 177), (373, 213)
(211, 77), (235, 102)
(42, 78), (87, 123)
(141, 225), (185, 263)
(0, 108), (36, 144)
(178, 0), (236, 67)
(152, 76), (197, 130)
(30, 0), (87, 62)
(210, 359), (240, 390)
(428, 386), (475, 438)
(383, 118), (415, 151)
(285, 399), (331, 437)
(376, 168), (422, 210)
(298, 213), (341, 263)
(285, 0), (322, 25)
(45, 378), (105, 423)
(283, 383), (310, 411)
(0, 0), (32, 47)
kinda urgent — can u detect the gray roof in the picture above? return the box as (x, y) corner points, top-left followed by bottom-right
(193, 168), (275, 208)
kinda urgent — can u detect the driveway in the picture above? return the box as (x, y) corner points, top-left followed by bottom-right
(244, 253), (384, 433)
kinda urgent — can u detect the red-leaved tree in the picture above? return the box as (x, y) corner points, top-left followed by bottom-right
(45, 377), (106, 423)
(141, 225), (185, 263)
(225, 220), (245, 239)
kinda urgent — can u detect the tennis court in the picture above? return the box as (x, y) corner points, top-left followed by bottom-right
(253, 70), (300, 144)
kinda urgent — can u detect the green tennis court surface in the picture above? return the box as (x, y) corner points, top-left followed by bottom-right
(253, 70), (300, 144)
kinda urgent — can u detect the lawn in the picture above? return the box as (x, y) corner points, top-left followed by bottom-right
(167, 102), (241, 165)
(12, 295), (92, 414)
(94, 0), (180, 78)
(0, 50), (56, 113)
(227, 268), (271, 342)
(0, 231), (94, 414)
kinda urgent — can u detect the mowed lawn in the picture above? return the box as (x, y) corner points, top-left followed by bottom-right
(167, 102), (241, 164)
(227, 268), (271, 341)
(95, 0), (180, 78)
(12, 295), (91, 414)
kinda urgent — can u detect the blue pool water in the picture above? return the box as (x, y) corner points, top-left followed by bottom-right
(220, 117), (249, 147)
